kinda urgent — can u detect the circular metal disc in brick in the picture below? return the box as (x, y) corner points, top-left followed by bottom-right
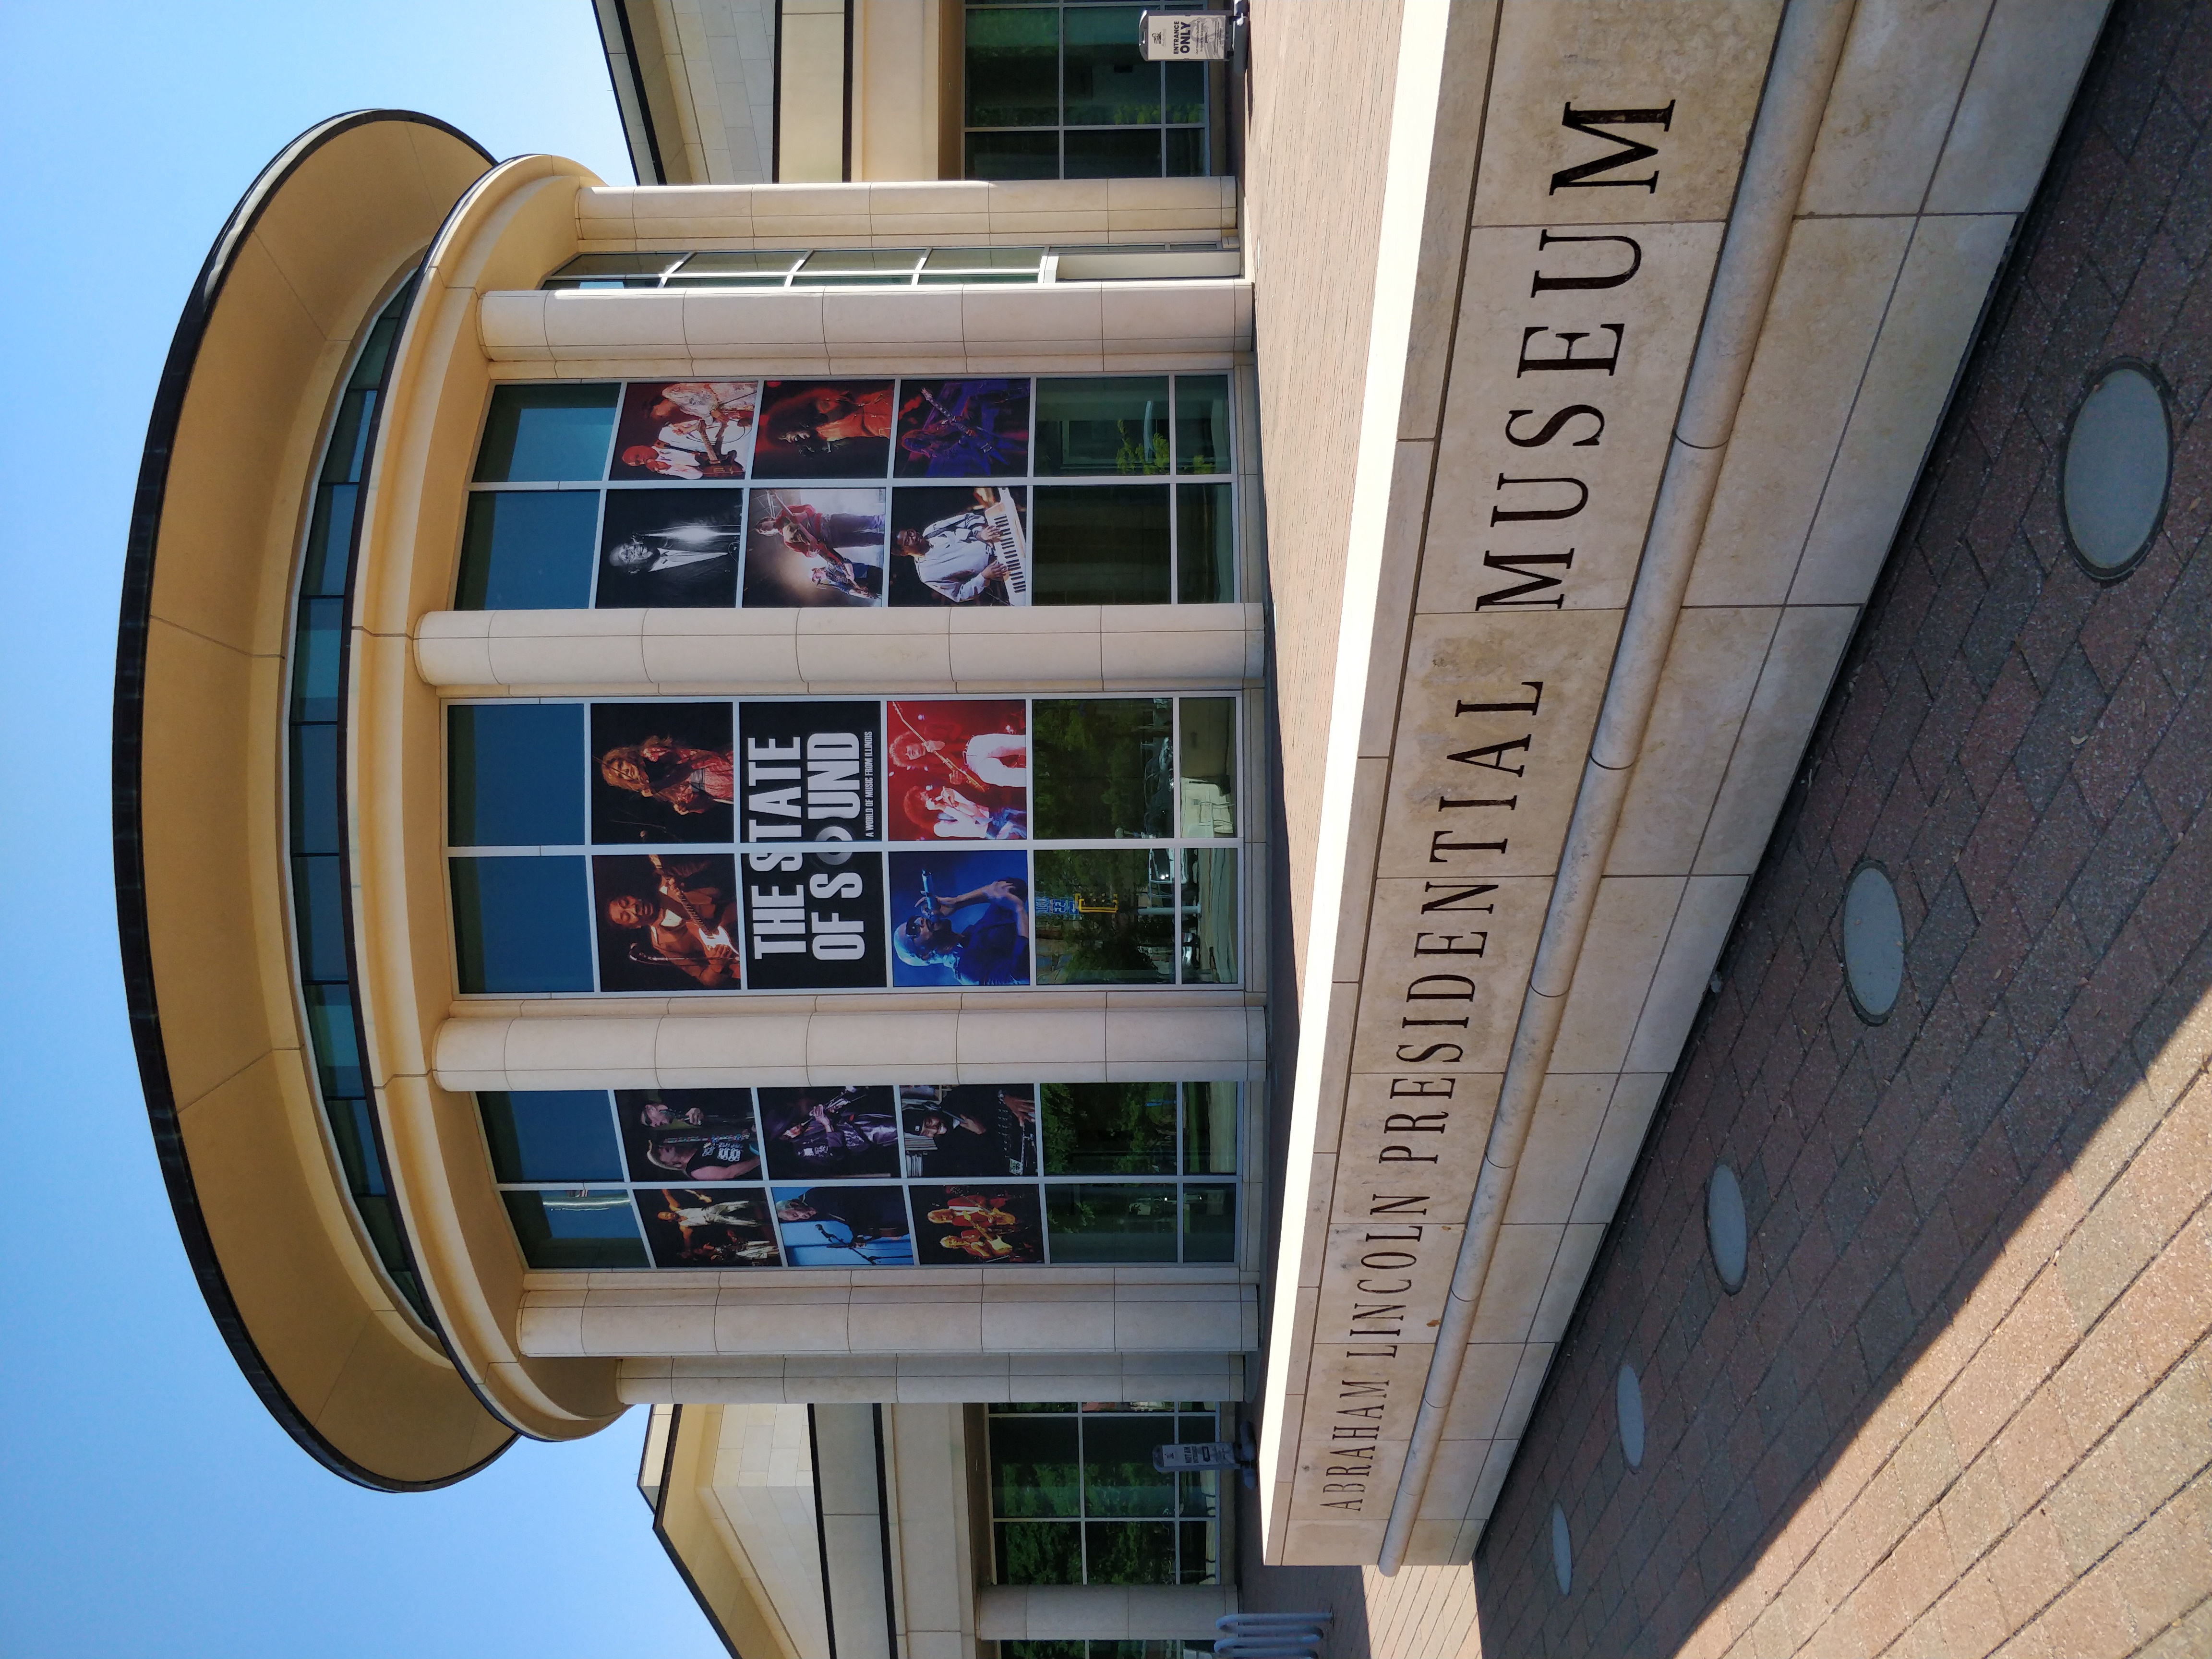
(2064, 364), (2170, 575)
(1843, 863), (1905, 1021)
(1707, 1163), (1748, 1293)
(1617, 1363), (1646, 1468)
(1551, 1502), (1573, 1594)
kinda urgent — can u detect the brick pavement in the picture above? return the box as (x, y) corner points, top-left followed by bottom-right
(1475, 1), (2212, 1653)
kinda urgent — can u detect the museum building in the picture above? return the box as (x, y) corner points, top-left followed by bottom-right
(120, 2), (2204, 1655)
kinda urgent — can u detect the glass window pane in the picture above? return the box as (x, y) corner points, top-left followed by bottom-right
(302, 984), (363, 1098)
(1165, 127), (1207, 178)
(1178, 1519), (1218, 1583)
(349, 301), (407, 392)
(1042, 1082), (1179, 1174)
(800, 249), (925, 274)
(480, 1090), (622, 1183)
(991, 1414), (1082, 1516)
(455, 490), (600, 610)
(1176, 697), (1236, 837)
(290, 723), (340, 856)
(1032, 486), (1171, 605)
(321, 387), (375, 485)
(1046, 1183), (1178, 1262)
(473, 384), (619, 483)
(1174, 482), (1234, 604)
(966, 130), (1060, 180)
(1032, 698), (1174, 839)
(301, 483), (358, 596)
(1066, 4), (1159, 125)
(450, 855), (595, 994)
(995, 1521), (1083, 1586)
(1180, 848), (1238, 986)
(1034, 377), (1170, 475)
(1163, 60), (1207, 124)
(501, 1190), (648, 1269)
(670, 250), (805, 279)
(1066, 128), (1162, 179)
(922, 246), (1044, 272)
(967, 7), (1060, 126)
(1082, 1415), (1178, 1516)
(1181, 1082), (1237, 1174)
(291, 855), (349, 983)
(1181, 1183), (1236, 1262)
(548, 252), (685, 281)
(1064, 5), (1155, 123)
(325, 1094), (385, 1198)
(1035, 849), (1175, 986)
(1084, 1520), (1178, 1584)
(290, 597), (343, 723)
(448, 703), (586, 847)
(1173, 375), (1230, 473)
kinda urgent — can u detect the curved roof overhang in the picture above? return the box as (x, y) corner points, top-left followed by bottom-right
(115, 110), (528, 1488)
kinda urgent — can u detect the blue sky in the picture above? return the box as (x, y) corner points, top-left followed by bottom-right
(0, 7), (727, 1655)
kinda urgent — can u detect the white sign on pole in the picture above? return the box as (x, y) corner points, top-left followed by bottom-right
(1151, 1440), (1243, 1471)
(1139, 11), (1230, 61)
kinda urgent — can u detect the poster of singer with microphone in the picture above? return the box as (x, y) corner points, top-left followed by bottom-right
(888, 849), (1032, 988)
(592, 853), (743, 991)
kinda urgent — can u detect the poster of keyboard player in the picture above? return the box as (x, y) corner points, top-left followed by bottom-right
(888, 485), (1030, 607)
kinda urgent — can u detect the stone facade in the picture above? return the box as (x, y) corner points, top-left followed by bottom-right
(1477, 1), (2212, 1652)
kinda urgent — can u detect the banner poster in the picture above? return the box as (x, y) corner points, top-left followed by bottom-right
(738, 699), (881, 844)
(743, 486), (887, 607)
(740, 852), (886, 989)
(637, 1185), (782, 1267)
(593, 854), (743, 991)
(753, 379), (895, 480)
(611, 380), (758, 480)
(888, 486), (1030, 607)
(899, 1083), (1039, 1177)
(772, 1183), (915, 1265)
(591, 701), (735, 844)
(617, 1088), (763, 1182)
(597, 486), (745, 608)
(893, 378), (1031, 478)
(910, 1183), (1046, 1264)
(886, 699), (1028, 841)
(758, 1085), (902, 1180)
(888, 848), (1032, 987)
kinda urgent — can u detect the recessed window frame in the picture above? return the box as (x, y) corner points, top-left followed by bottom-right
(480, 1081), (1241, 1270)
(456, 373), (1239, 611)
(441, 690), (1245, 997)
(986, 1401), (1229, 1587)
(962, 0), (1222, 180)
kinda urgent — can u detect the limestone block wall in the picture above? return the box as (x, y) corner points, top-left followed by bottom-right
(1480, 0), (2212, 1648)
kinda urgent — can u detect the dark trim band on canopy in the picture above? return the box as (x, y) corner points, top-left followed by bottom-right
(113, 109), (512, 1492)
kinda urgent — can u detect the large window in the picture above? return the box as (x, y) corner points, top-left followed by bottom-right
(989, 1403), (1226, 1588)
(483, 1081), (1238, 1269)
(284, 276), (433, 1322)
(966, 2), (1216, 179)
(446, 694), (1241, 995)
(457, 374), (1236, 611)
